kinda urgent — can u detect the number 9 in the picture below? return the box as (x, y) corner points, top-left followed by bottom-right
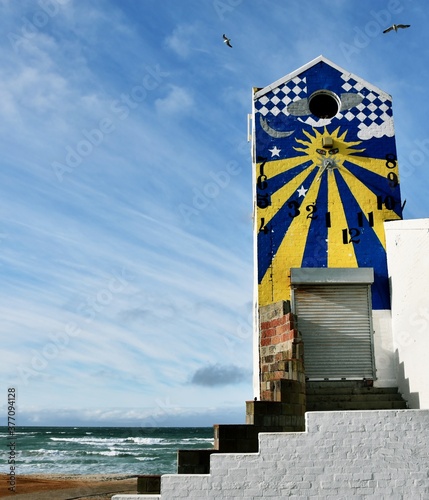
(387, 171), (398, 187)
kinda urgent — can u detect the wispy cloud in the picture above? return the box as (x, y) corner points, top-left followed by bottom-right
(0, 0), (427, 427)
(155, 85), (194, 115)
(165, 23), (202, 58)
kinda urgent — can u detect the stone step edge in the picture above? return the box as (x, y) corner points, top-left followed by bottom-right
(112, 495), (160, 500)
(306, 388), (400, 395)
(306, 403), (407, 411)
(306, 394), (405, 402)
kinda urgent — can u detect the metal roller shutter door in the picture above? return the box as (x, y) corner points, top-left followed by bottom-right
(294, 284), (375, 380)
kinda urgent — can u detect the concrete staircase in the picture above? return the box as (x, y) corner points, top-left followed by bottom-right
(114, 410), (429, 499)
(306, 381), (408, 411)
(124, 381), (408, 497)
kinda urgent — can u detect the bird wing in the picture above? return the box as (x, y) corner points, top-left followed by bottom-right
(223, 34), (232, 47)
(397, 24), (410, 29)
(383, 26), (393, 33)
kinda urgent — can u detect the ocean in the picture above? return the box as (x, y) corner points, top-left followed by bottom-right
(0, 426), (214, 475)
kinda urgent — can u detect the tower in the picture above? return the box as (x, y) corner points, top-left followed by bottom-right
(252, 56), (403, 395)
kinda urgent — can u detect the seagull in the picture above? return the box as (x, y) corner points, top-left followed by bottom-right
(383, 24), (410, 34)
(222, 34), (232, 48)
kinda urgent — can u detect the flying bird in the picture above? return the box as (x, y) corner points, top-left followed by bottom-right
(222, 34), (232, 48)
(383, 24), (410, 33)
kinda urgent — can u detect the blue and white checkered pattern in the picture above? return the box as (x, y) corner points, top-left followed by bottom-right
(340, 74), (392, 135)
(255, 70), (393, 136)
(255, 76), (307, 116)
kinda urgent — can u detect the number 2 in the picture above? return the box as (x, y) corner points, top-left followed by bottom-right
(306, 204), (317, 219)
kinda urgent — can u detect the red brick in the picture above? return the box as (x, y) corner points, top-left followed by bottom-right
(261, 327), (276, 338)
(279, 332), (295, 343)
(271, 316), (287, 327)
(276, 323), (291, 335)
(261, 316), (287, 330)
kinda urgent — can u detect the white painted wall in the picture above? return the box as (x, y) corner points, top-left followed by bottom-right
(372, 310), (396, 387)
(158, 410), (429, 498)
(385, 218), (429, 409)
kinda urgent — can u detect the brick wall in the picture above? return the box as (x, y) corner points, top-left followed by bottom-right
(159, 409), (429, 498)
(259, 300), (304, 401)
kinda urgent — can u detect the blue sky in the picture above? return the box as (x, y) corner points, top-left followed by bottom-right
(1, 0), (427, 427)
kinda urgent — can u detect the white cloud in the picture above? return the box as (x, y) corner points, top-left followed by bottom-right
(155, 85), (194, 115)
(165, 23), (201, 58)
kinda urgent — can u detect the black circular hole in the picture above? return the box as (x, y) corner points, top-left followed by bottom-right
(309, 91), (339, 119)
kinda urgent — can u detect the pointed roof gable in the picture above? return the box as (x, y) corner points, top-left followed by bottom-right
(254, 55), (391, 101)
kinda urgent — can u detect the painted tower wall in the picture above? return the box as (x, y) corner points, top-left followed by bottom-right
(253, 56), (402, 310)
(252, 56), (403, 385)
(385, 218), (429, 408)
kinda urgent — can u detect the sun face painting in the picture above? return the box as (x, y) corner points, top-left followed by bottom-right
(253, 56), (403, 310)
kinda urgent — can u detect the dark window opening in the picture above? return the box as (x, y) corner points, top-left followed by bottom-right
(309, 91), (339, 119)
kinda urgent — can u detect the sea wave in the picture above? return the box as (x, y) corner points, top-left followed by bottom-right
(0, 427), (213, 475)
(92, 450), (137, 457)
(85, 449), (144, 457)
(50, 436), (168, 446)
(124, 437), (165, 445)
(50, 437), (126, 445)
(6, 431), (38, 437)
(176, 438), (213, 443)
(27, 448), (63, 456)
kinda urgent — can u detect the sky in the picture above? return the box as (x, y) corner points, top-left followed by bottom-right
(1, 0), (428, 427)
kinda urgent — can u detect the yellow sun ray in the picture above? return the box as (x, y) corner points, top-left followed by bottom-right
(338, 165), (402, 249)
(327, 171), (358, 268)
(257, 124), (400, 307)
(257, 164), (317, 226)
(343, 155), (399, 180)
(294, 126), (364, 159)
(257, 155), (308, 180)
(259, 168), (326, 305)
